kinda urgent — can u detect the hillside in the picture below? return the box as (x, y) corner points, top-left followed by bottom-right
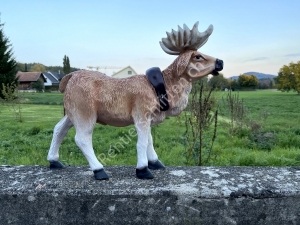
(229, 72), (277, 80)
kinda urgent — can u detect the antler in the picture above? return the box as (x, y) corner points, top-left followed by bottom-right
(159, 22), (214, 55)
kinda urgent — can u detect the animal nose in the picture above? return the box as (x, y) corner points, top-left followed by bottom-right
(215, 59), (223, 71)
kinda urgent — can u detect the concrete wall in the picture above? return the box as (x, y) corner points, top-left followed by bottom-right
(0, 165), (299, 224)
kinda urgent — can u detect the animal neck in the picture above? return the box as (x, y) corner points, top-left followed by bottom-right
(162, 66), (192, 109)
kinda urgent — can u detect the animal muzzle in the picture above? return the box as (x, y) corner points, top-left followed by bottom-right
(211, 58), (223, 76)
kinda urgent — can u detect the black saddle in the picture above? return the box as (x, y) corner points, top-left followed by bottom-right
(146, 67), (169, 111)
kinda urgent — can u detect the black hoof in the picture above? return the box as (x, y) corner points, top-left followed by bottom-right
(136, 167), (154, 179)
(49, 161), (65, 170)
(94, 169), (109, 180)
(148, 160), (166, 170)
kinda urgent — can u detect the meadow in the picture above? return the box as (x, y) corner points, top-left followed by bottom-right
(0, 90), (300, 167)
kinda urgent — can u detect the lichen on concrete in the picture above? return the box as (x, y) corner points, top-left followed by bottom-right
(1, 165), (300, 224)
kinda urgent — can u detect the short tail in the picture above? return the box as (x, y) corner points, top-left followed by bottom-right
(59, 74), (73, 93)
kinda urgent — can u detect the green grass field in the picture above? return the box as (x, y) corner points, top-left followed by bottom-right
(21, 92), (64, 105)
(0, 90), (300, 167)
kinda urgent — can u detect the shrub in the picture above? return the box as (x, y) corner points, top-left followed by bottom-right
(248, 132), (275, 151)
(182, 80), (218, 166)
(28, 126), (41, 135)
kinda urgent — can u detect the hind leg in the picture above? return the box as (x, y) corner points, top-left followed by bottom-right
(47, 115), (73, 169)
(73, 119), (108, 180)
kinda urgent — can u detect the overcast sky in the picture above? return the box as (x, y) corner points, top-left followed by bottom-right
(1, 0), (300, 77)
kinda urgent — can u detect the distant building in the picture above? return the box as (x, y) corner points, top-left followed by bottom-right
(111, 66), (138, 78)
(42, 71), (65, 91)
(16, 71), (46, 90)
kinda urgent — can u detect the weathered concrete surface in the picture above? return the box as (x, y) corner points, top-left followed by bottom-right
(0, 166), (300, 225)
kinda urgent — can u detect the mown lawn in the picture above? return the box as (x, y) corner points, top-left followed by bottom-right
(214, 90), (300, 166)
(21, 92), (63, 105)
(0, 90), (300, 167)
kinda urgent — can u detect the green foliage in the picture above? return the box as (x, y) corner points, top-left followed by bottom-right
(228, 79), (239, 91)
(208, 73), (229, 90)
(220, 90), (276, 151)
(0, 90), (300, 167)
(221, 90), (247, 135)
(21, 92), (63, 104)
(0, 17), (18, 99)
(29, 63), (46, 72)
(258, 78), (275, 89)
(277, 61), (300, 94)
(238, 74), (259, 89)
(182, 80), (218, 166)
(16, 63), (24, 72)
(248, 132), (275, 151)
(28, 126), (41, 135)
(31, 78), (45, 92)
(17, 62), (79, 73)
(63, 55), (71, 74)
(1, 82), (23, 122)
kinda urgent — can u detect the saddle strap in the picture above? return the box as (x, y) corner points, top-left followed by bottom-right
(146, 67), (169, 111)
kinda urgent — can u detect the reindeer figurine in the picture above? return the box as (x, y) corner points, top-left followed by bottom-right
(47, 22), (223, 180)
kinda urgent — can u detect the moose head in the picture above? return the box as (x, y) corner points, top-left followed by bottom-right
(160, 22), (223, 81)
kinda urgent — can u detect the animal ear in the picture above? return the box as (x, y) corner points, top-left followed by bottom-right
(175, 51), (194, 76)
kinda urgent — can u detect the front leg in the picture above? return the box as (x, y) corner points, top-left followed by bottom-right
(135, 121), (154, 179)
(147, 130), (165, 170)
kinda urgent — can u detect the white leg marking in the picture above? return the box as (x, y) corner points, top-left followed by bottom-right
(135, 119), (152, 169)
(47, 115), (73, 161)
(147, 130), (158, 162)
(74, 122), (103, 171)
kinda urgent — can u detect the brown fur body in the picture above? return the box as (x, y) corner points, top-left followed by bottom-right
(61, 51), (199, 128)
(47, 49), (222, 174)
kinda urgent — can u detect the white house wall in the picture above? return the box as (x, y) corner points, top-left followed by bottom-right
(112, 67), (137, 78)
(43, 72), (60, 86)
(44, 78), (52, 86)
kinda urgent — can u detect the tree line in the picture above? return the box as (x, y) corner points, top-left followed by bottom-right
(0, 14), (299, 98)
(207, 73), (275, 91)
(16, 61), (80, 74)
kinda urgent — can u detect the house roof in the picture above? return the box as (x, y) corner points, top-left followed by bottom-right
(111, 66), (138, 77)
(42, 71), (66, 86)
(42, 72), (59, 85)
(50, 71), (65, 80)
(16, 71), (46, 82)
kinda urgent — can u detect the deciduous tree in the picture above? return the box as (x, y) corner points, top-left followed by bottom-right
(0, 16), (18, 99)
(208, 73), (229, 90)
(31, 78), (44, 92)
(29, 63), (46, 72)
(238, 74), (258, 89)
(228, 79), (239, 91)
(277, 61), (300, 94)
